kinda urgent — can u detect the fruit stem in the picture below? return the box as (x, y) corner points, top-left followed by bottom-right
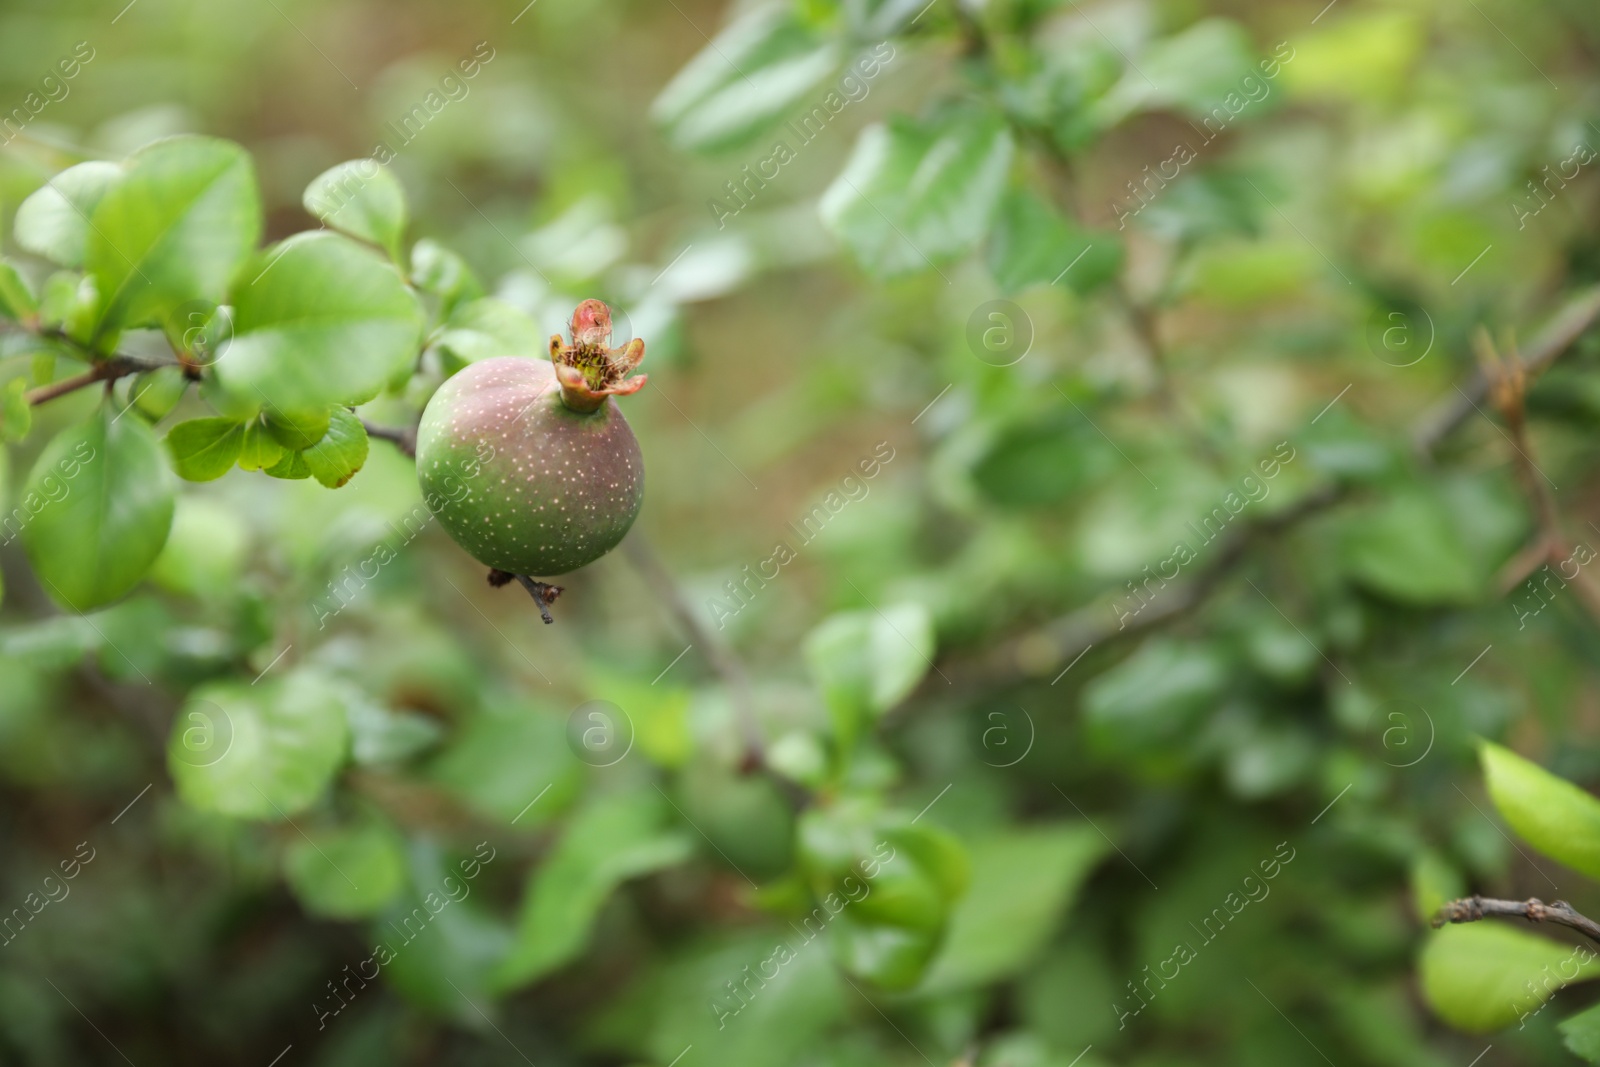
(515, 575), (564, 625)
(487, 568), (564, 624)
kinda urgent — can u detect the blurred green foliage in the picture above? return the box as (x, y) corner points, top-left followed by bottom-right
(3, 0), (1600, 1064)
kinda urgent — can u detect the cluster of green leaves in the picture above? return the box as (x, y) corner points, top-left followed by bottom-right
(0, 137), (416, 610)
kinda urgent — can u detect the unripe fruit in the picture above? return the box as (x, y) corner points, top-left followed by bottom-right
(416, 300), (647, 585)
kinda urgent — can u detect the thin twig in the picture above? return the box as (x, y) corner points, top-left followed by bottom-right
(26, 357), (142, 406)
(951, 483), (1346, 686)
(1485, 330), (1562, 547)
(1494, 536), (1552, 596)
(1434, 896), (1600, 949)
(621, 533), (765, 772)
(361, 420), (417, 458)
(511, 572), (562, 625)
(1481, 329), (1600, 629)
(939, 252), (1599, 685)
(1414, 284), (1600, 455)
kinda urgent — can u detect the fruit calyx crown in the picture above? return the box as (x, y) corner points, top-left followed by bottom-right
(548, 299), (648, 414)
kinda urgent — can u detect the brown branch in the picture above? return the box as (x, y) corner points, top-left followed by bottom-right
(1481, 329), (1600, 629)
(361, 420), (417, 458)
(25, 357), (142, 406)
(1488, 330), (1563, 545)
(1494, 536), (1552, 596)
(621, 533), (766, 773)
(1414, 284), (1600, 455)
(950, 483), (1347, 686)
(950, 277), (1600, 687)
(934, 173), (1600, 688)
(1433, 896), (1600, 949)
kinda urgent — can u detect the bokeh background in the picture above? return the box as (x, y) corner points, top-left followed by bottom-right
(3, 0), (1600, 1063)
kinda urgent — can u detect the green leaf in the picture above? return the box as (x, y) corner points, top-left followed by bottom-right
(593, 932), (846, 1067)
(214, 232), (424, 411)
(263, 448), (312, 480)
(1099, 19), (1260, 123)
(1341, 487), (1482, 604)
(410, 238), (483, 320)
(37, 270), (80, 331)
(1561, 1001), (1600, 1064)
(235, 421), (285, 472)
(842, 0), (927, 37)
(160, 300), (232, 367)
(263, 406), (331, 451)
(651, 5), (839, 153)
(302, 409), (369, 488)
(373, 843), (513, 1018)
(675, 760), (796, 878)
(828, 915), (944, 991)
(167, 670), (350, 819)
(1139, 170), (1265, 245)
(1282, 11), (1424, 104)
(128, 365), (190, 422)
(149, 497), (250, 598)
(14, 161), (124, 268)
(60, 274), (104, 350)
(1082, 639), (1228, 756)
(972, 411), (1109, 507)
(822, 110), (1014, 278)
(987, 189), (1123, 295)
(804, 603), (935, 751)
(429, 705), (583, 826)
(433, 297), (543, 370)
(796, 804), (969, 990)
(1410, 851), (1465, 924)
(345, 691), (443, 766)
(1420, 923), (1600, 1032)
(0, 259), (39, 321)
(1, 379), (31, 443)
(1180, 239), (1316, 306)
(303, 160), (408, 261)
(283, 813), (407, 919)
(1481, 742), (1600, 880)
(21, 406), (175, 612)
(87, 136), (261, 334)
(494, 791), (692, 991)
(920, 825), (1109, 992)
(165, 418), (245, 481)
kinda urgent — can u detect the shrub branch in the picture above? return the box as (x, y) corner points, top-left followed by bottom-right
(25, 356), (144, 405)
(621, 533), (768, 775)
(1479, 327), (1600, 628)
(1434, 896), (1600, 949)
(945, 279), (1600, 687)
(360, 419), (417, 457)
(1414, 285), (1600, 455)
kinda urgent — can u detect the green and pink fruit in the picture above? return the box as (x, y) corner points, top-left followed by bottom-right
(416, 300), (647, 578)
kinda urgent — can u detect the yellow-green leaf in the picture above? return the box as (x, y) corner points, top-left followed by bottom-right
(1481, 742), (1600, 880)
(1421, 923), (1600, 1033)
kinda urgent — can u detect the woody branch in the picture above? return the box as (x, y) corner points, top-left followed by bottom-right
(1434, 896), (1600, 950)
